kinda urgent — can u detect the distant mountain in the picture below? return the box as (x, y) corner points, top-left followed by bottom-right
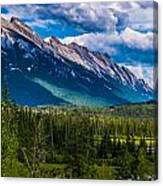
(1, 16), (154, 107)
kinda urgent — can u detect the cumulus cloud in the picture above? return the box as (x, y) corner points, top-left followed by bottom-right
(121, 27), (155, 50)
(1, 2), (131, 34)
(125, 65), (154, 88)
(62, 32), (121, 55)
(128, 6), (155, 32)
(27, 19), (58, 29)
(62, 27), (156, 55)
(2, 1), (156, 34)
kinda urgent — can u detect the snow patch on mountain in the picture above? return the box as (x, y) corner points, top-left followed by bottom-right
(1, 16), (154, 106)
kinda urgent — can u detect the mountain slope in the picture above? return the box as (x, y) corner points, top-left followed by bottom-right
(1, 16), (154, 107)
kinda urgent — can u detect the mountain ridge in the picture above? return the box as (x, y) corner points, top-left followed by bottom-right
(1, 16), (154, 107)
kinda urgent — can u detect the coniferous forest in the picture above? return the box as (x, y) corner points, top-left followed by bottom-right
(1, 92), (158, 180)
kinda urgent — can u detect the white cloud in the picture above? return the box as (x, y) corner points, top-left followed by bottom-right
(62, 27), (155, 53)
(121, 27), (154, 50)
(1, 3), (129, 33)
(2, 1), (156, 34)
(128, 7), (155, 31)
(125, 65), (154, 88)
(62, 32), (119, 55)
(27, 19), (58, 29)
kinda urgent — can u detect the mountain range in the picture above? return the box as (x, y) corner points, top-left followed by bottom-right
(1, 16), (154, 107)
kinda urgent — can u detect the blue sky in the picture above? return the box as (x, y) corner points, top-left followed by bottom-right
(1, 1), (157, 87)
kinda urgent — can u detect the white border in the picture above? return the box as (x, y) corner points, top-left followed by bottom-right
(0, 0), (162, 186)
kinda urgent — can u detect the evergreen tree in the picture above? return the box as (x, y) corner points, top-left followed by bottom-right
(117, 147), (134, 179)
(135, 147), (155, 180)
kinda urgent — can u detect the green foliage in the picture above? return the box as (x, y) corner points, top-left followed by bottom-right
(1, 87), (10, 104)
(1, 103), (157, 180)
(1, 104), (29, 177)
(117, 147), (135, 179)
(95, 165), (118, 179)
(135, 147), (156, 180)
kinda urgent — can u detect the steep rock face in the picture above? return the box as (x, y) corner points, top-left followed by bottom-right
(1, 16), (153, 107)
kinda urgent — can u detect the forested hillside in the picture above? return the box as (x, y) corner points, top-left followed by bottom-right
(1, 99), (157, 180)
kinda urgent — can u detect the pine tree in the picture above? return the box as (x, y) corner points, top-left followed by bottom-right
(134, 147), (155, 180)
(117, 147), (134, 179)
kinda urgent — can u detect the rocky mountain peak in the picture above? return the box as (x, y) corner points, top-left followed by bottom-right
(1, 16), (154, 106)
(44, 36), (62, 46)
(10, 16), (33, 31)
(68, 42), (89, 52)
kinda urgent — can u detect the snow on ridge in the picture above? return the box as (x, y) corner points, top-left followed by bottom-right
(44, 37), (51, 43)
(1, 16), (152, 94)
